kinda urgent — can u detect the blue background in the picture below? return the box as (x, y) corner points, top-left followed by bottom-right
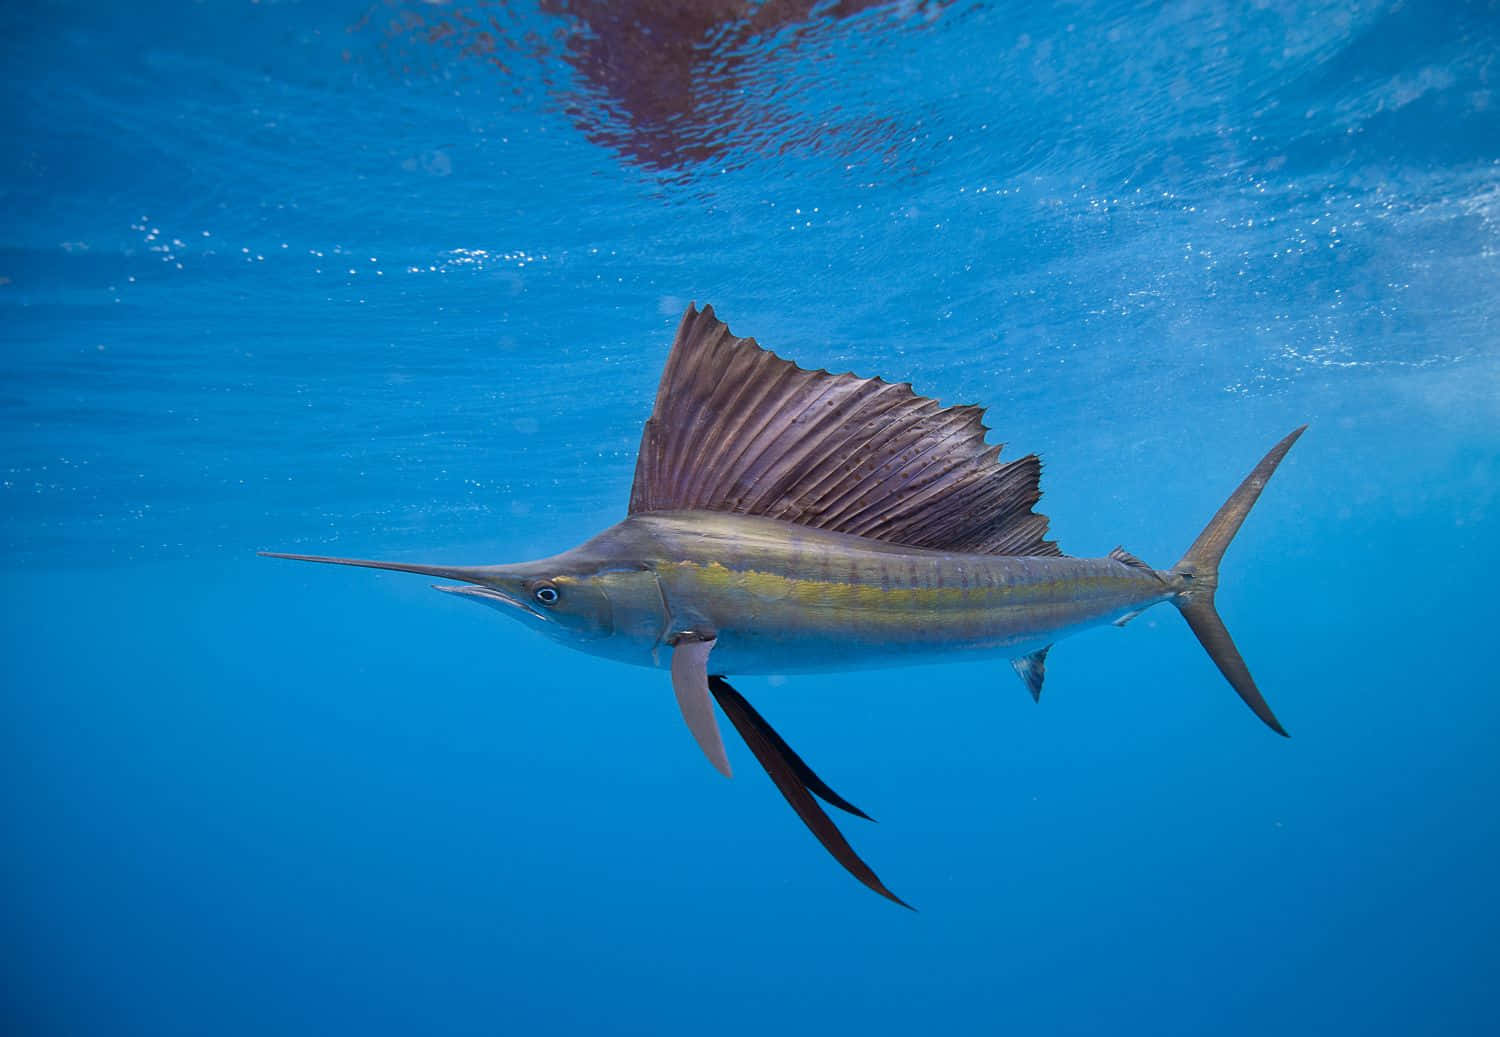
(4, 1), (1498, 1033)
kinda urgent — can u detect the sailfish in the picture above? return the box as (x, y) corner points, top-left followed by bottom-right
(264, 304), (1304, 907)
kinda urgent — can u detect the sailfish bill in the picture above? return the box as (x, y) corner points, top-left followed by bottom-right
(256, 551), (496, 584)
(263, 302), (1306, 906)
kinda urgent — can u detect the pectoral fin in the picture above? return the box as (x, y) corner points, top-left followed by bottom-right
(669, 637), (733, 778)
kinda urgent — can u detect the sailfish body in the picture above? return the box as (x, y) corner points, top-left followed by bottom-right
(265, 304), (1305, 907)
(514, 511), (1171, 675)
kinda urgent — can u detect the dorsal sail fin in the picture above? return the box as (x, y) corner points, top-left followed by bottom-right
(629, 304), (1062, 556)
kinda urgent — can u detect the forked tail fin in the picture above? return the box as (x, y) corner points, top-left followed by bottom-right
(1172, 426), (1306, 737)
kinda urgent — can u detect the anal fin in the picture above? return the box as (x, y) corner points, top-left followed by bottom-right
(1012, 645), (1051, 702)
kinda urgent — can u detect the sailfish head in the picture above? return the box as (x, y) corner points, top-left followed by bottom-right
(258, 549), (624, 644)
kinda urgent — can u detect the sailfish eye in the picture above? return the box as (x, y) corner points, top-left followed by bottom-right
(533, 585), (560, 606)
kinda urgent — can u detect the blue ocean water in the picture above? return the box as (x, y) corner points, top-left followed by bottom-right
(5, 1), (1499, 1033)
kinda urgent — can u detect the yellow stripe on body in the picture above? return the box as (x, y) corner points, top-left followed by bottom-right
(658, 558), (1075, 641)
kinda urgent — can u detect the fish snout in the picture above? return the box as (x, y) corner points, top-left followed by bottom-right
(432, 582), (547, 620)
